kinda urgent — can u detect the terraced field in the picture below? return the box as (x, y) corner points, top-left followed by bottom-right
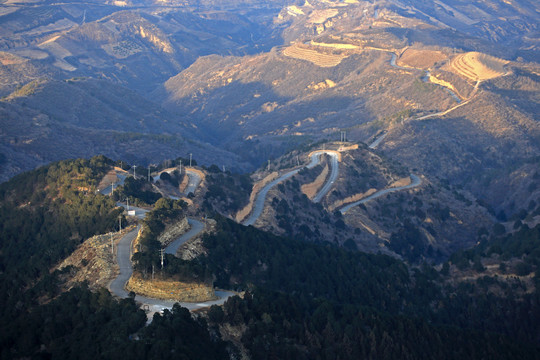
(283, 44), (348, 67)
(451, 52), (508, 81)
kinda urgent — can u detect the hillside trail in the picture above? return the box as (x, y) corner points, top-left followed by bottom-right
(339, 174), (422, 214)
(370, 53), (482, 149)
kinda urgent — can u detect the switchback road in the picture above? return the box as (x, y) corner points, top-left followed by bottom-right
(242, 150), (340, 226)
(340, 174), (422, 214)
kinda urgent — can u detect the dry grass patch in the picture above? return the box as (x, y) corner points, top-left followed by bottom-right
(308, 8), (339, 24)
(127, 273), (216, 302)
(398, 48), (448, 69)
(301, 164), (329, 200)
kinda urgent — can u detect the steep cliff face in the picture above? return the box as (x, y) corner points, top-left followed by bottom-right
(157, 217), (189, 246)
(55, 226), (137, 292)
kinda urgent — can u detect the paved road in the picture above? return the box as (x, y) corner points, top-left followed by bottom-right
(368, 132), (388, 149)
(243, 150), (339, 226)
(313, 152), (339, 203)
(242, 168), (302, 226)
(109, 226), (140, 299)
(390, 53), (408, 70)
(184, 170), (201, 195)
(340, 174), (422, 214)
(165, 218), (204, 255)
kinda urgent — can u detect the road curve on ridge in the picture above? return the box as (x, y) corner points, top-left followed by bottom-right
(340, 174), (422, 214)
(243, 150), (339, 226)
(313, 152), (339, 203)
(165, 218), (204, 255)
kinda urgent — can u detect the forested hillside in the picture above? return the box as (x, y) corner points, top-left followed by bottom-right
(0, 157), (229, 359)
(196, 217), (540, 358)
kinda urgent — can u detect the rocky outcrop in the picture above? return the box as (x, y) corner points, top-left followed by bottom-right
(157, 217), (189, 247)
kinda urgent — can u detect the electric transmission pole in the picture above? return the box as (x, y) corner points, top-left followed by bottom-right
(159, 249), (165, 269)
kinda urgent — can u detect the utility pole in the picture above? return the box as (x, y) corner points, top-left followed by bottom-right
(152, 264), (155, 280)
(148, 166), (151, 182)
(133, 165), (137, 178)
(118, 216), (122, 232)
(189, 153), (192, 167)
(110, 233), (114, 255)
(179, 160), (182, 173)
(267, 159), (270, 171)
(296, 156), (300, 166)
(111, 181), (115, 195)
(125, 198), (129, 211)
(159, 249), (165, 269)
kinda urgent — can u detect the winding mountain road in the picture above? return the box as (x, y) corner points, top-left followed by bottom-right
(242, 168), (302, 226)
(242, 150), (340, 226)
(340, 174), (422, 214)
(110, 203), (233, 313)
(153, 168), (201, 195)
(165, 218), (204, 255)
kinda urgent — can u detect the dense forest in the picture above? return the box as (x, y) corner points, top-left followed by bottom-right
(197, 217), (540, 358)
